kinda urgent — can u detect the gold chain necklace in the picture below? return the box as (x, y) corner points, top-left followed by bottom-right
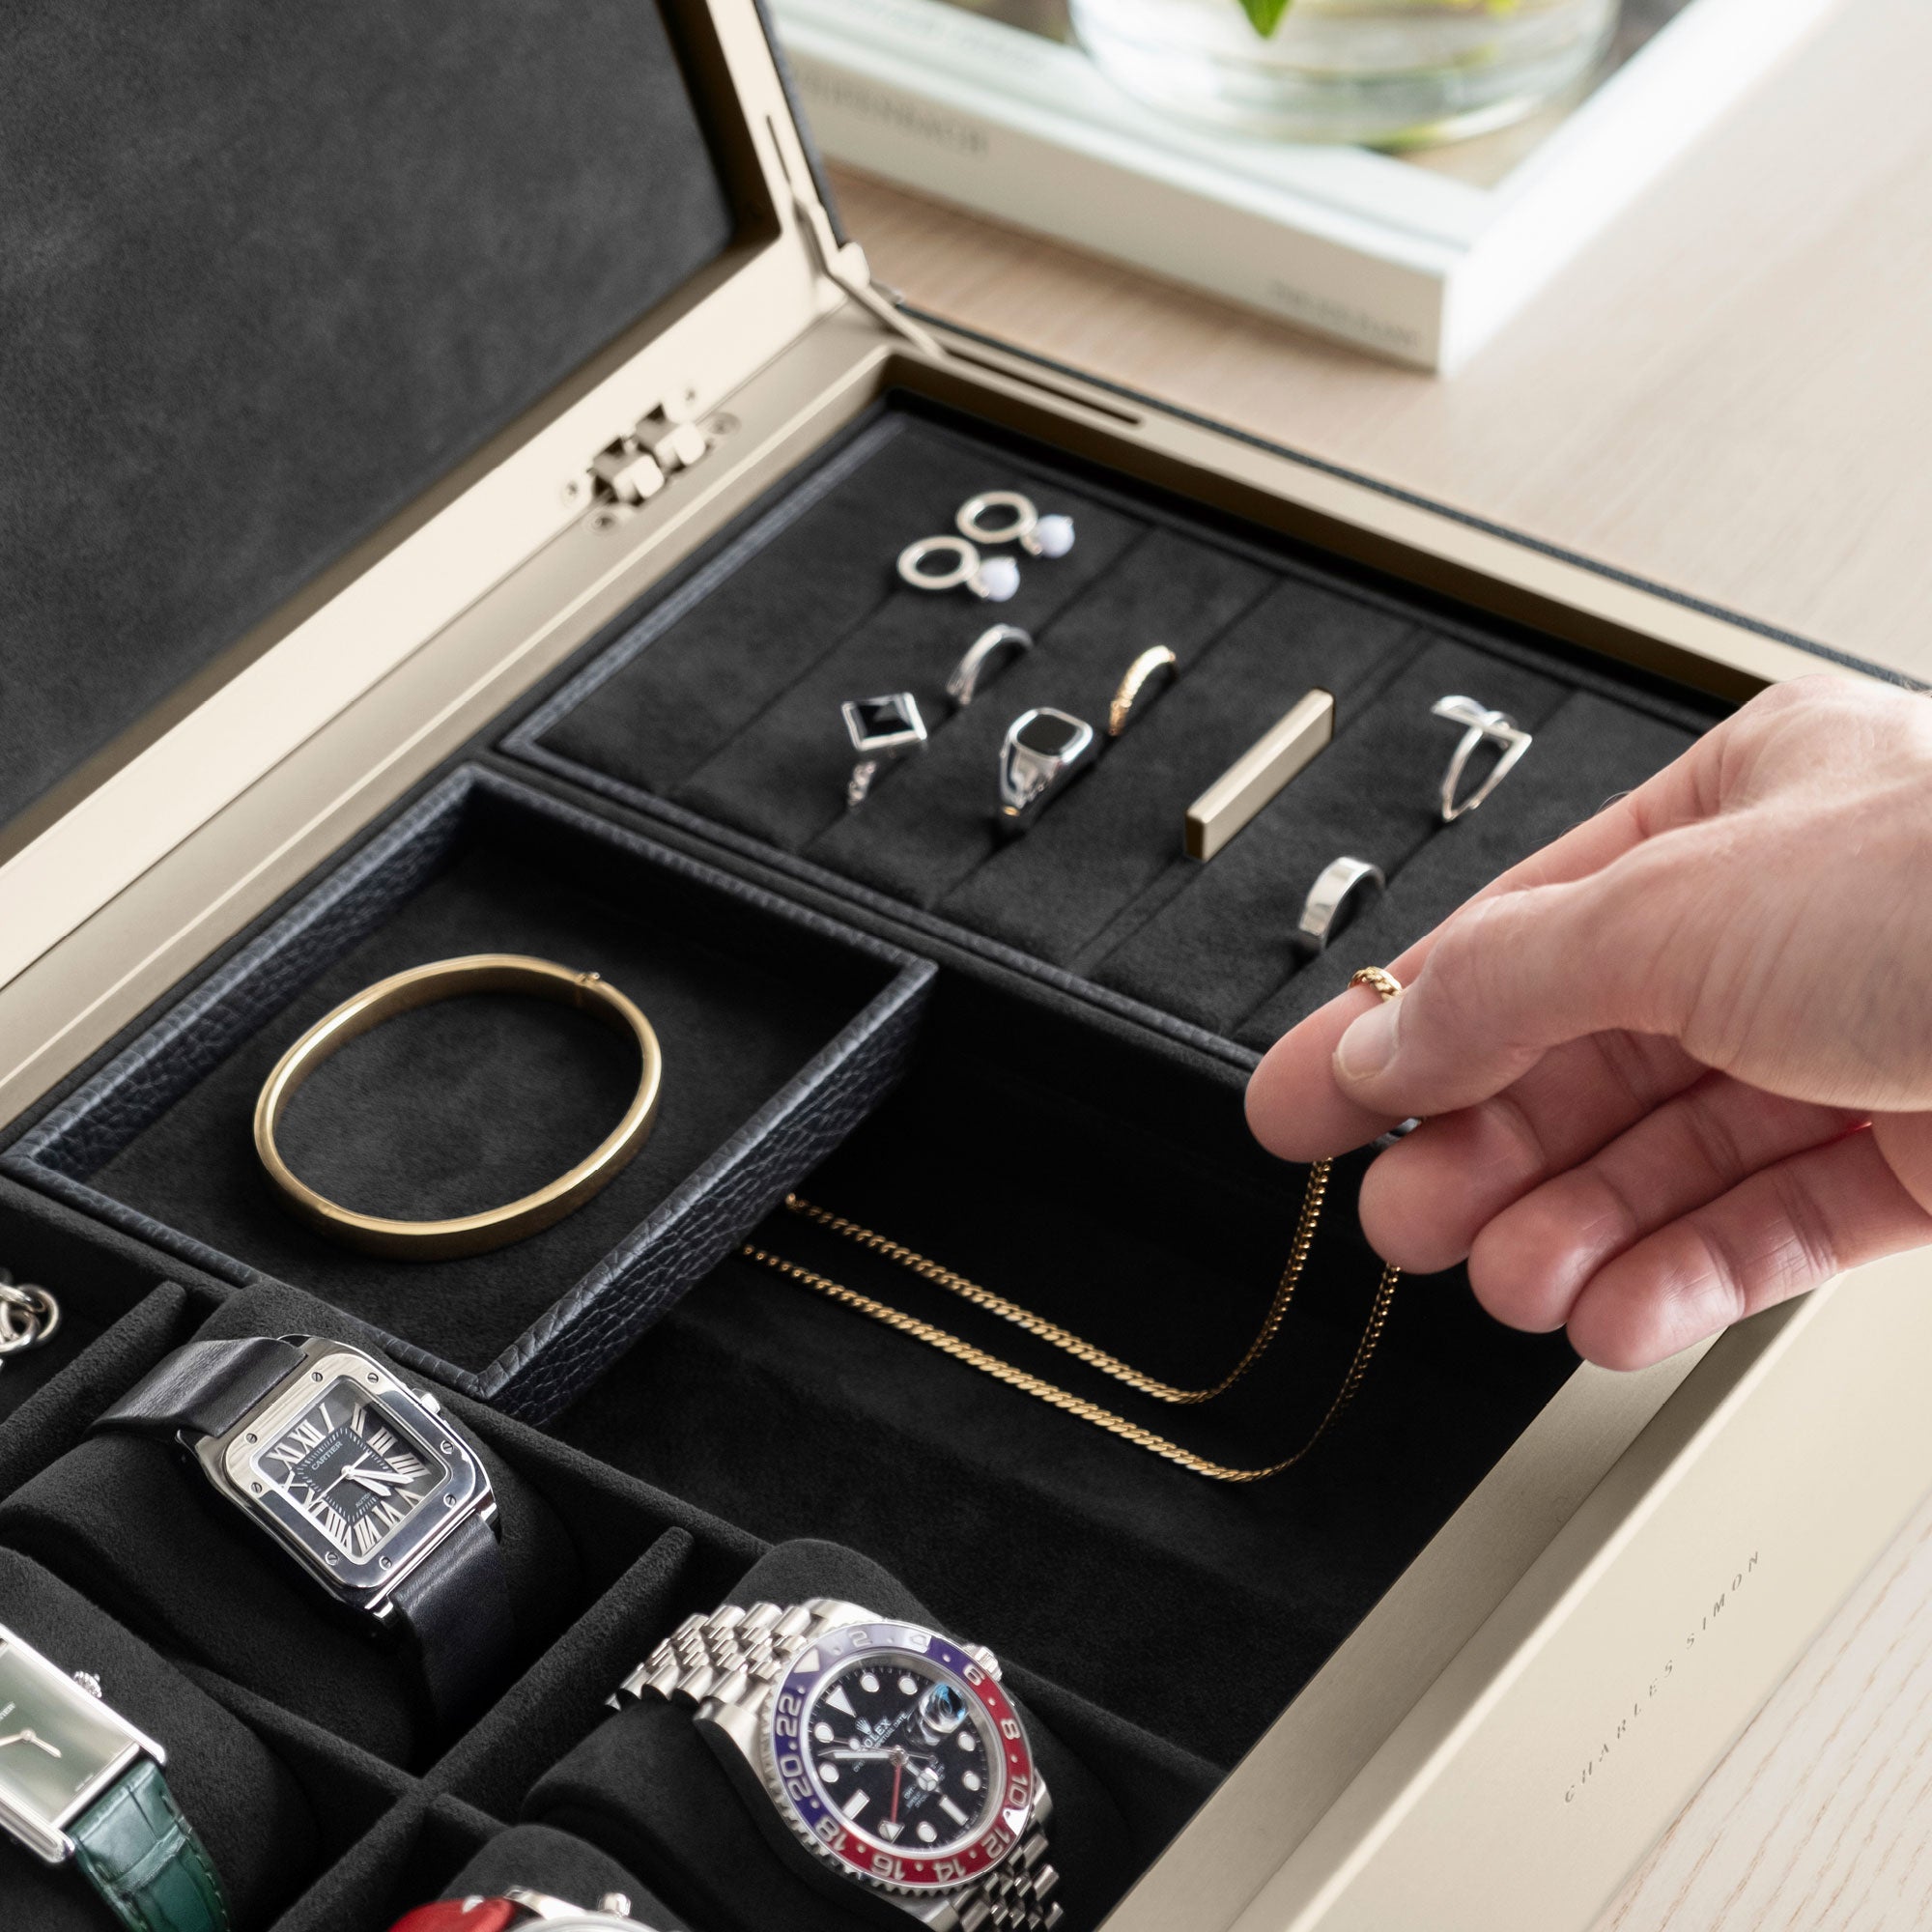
(738, 969), (1405, 1485)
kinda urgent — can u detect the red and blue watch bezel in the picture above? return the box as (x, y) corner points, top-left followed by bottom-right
(763, 1618), (1037, 1894)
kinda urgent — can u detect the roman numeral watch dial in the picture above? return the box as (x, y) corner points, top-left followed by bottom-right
(92, 1334), (514, 1733)
(259, 1393), (445, 1563)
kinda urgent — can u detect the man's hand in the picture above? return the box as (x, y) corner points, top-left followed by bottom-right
(1244, 675), (1932, 1370)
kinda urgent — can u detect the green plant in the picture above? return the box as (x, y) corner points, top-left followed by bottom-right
(1236, 0), (1520, 39)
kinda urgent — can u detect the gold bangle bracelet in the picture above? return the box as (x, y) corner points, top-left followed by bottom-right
(253, 953), (662, 1260)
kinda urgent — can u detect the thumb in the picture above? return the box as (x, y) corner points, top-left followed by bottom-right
(1332, 834), (1720, 1121)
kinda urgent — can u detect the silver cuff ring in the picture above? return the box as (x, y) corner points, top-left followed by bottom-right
(947, 624), (1033, 709)
(842, 692), (928, 808)
(1294, 856), (1386, 954)
(956, 490), (1075, 558)
(896, 534), (1020, 603)
(1433, 695), (1533, 822)
(998, 706), (1095, 834)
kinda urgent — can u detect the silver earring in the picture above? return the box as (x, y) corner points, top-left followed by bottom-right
(957, 490), (1074, 558)
(896, 534), (1020, 603)
(842, 693), (928, 808)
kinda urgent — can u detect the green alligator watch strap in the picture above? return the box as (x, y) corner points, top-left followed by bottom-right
(70, 1757), (230, 1932)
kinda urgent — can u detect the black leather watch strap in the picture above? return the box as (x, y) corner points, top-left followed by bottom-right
(95, 1337), (304, 1441)
(389, 1511), (515, 1733)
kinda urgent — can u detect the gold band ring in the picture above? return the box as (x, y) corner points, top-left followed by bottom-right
(1350, 965), (1405, 1002)
(254, 953), (662, 1260)
(1107, 644), (1179, 738)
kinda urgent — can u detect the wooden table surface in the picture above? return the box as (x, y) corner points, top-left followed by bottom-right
(830, 0), (1932, 1922)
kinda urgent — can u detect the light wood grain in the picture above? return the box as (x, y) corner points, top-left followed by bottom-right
(830, 0), (1932, 679)
(824, 2), (1932, 1924)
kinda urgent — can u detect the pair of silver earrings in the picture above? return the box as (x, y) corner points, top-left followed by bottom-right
(895, 490), (1076, 604)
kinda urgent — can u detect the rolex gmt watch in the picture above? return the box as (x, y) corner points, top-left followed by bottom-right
(612, 1598), (1062, 1930)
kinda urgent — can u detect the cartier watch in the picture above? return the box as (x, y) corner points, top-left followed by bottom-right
(612, 1599), (1061, 1930)
(94, 1334), (511, 1728)
(0, 1622), (228, 1932)
(389, 1886), (660, 1931)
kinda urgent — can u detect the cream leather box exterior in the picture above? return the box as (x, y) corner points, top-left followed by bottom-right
(0, 0), (1914, 1924)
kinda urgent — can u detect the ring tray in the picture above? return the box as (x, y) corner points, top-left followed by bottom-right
(508, 398), (1716, 1065)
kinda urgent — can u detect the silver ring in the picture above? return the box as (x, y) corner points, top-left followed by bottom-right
(841, 692), (928, 809)
(1432, 695), (1533, 822)
(1294, 856), (1386, 954)
(0, 1274), (60, 1360)
(997, 706), (1095, 834)
(946, 624), (1033, 709)
(956, 490), (1075, 559)
(895, 534), (1020, 604)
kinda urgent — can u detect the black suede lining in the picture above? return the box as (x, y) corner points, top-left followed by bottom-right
(0, 0), (733, 833)
(552, 974), (1579, 1772)
(510, 400), (1717, 1059)
(5, 769), (927, 1398)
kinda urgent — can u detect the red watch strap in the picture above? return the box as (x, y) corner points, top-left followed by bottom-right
(388, 1899), (523, 1932)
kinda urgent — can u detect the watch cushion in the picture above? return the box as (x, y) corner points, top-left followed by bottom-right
(0, 1547), (316, 1930)
(524, 1539), (1134, 1932)
(0, 1289), (581, 1766)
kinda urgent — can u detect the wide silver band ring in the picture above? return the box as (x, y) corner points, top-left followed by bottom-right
(1295, 856), (1386, 953)
(842, 692), (928, 808)
(956, 490), (1074, 558)
(895, 534), (1020, 603)
(998, 706), (1095, 833)
(946, 624), (1033, 708)
(1433, 695), (1533, 822)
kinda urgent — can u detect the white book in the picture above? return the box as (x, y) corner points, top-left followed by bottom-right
(773, 0), (1841, 370)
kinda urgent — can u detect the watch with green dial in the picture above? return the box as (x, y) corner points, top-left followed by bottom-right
(0, 1622), (228, 1932)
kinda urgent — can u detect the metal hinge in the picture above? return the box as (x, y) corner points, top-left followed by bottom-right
(571, 403), (716, 515)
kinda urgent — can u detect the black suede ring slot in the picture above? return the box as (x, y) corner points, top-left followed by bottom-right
(1092, 636), (1575, 1036)
(525, 1540), (1148, 1932)
(0, 1548), (318, 1930)
(508, 401), (1719, 1062)
(4, 767), (932, 1419)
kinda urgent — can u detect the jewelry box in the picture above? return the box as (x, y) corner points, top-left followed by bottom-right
(2, 6), (1927, 1931)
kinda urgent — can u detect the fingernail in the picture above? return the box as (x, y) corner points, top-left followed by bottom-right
(1335, 997), (1401, 1085)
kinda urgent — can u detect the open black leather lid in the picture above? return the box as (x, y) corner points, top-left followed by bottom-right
(0, 0), (736, 837)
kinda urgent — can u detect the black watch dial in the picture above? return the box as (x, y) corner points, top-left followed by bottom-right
(803, 1654), (1002, 1854)
(255, 1382), (447, 1563)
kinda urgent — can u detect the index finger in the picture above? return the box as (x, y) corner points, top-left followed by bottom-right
(1244, 761), (1684, 1162)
